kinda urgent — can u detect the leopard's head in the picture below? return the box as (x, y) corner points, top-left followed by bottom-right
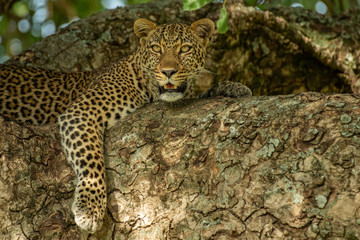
(134, 18), (214, 102)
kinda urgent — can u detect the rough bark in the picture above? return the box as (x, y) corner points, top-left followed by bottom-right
(1, 93), (360, 239)
(2, 1), (360, 239)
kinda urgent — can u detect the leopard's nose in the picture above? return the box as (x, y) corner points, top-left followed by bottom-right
(161, 69), (178, 78)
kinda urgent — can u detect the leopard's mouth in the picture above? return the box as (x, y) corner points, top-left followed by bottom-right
(158, 81), (187, 102)
(159, 82), (187, 94)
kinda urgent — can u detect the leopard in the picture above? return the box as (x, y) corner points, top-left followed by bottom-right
(0, 18), (251, 233)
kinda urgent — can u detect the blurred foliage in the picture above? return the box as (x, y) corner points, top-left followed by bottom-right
(183, 0), (213, 10)
(127, 0), (153, 4)
(0, 0), (359, 62)
(0, 0), (151, 62)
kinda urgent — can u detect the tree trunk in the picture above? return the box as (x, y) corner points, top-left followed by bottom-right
(2, 1), (360, 239)
(1, 93), (360, 239)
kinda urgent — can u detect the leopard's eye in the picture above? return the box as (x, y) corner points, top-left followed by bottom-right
(180, 45), (192, 54)
(150, 44), (161, 53)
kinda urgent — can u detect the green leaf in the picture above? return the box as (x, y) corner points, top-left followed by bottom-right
(216, 7), (229, 34)
(183, 0), (213, 11)
(11, 1), (29, 18)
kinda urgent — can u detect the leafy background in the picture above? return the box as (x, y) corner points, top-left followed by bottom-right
(0, 0), (358, 63)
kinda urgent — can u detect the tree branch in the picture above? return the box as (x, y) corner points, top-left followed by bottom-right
(226, 1), (360, 94)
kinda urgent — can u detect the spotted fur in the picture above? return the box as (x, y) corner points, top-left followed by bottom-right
(0, 64), (94, 124)
(0, 19), (251, 233)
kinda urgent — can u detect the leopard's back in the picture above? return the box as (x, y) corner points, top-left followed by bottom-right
(0, 64), (94, 124)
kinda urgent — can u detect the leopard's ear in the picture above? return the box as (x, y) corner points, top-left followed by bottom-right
(190, 18), (215, 46)
(134, 19), (157, 45)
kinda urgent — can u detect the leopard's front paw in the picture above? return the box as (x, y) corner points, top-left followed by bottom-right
(202, 81), (252, 98)
(72, 180), (107, 233)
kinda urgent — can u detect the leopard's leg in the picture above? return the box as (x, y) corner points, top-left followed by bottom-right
(201, 81), (252, 98)
(58, 103), (106, 233)
(58, 75), (149, 233)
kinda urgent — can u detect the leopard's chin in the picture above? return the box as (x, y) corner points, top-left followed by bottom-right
(159, 92), (184, 102)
